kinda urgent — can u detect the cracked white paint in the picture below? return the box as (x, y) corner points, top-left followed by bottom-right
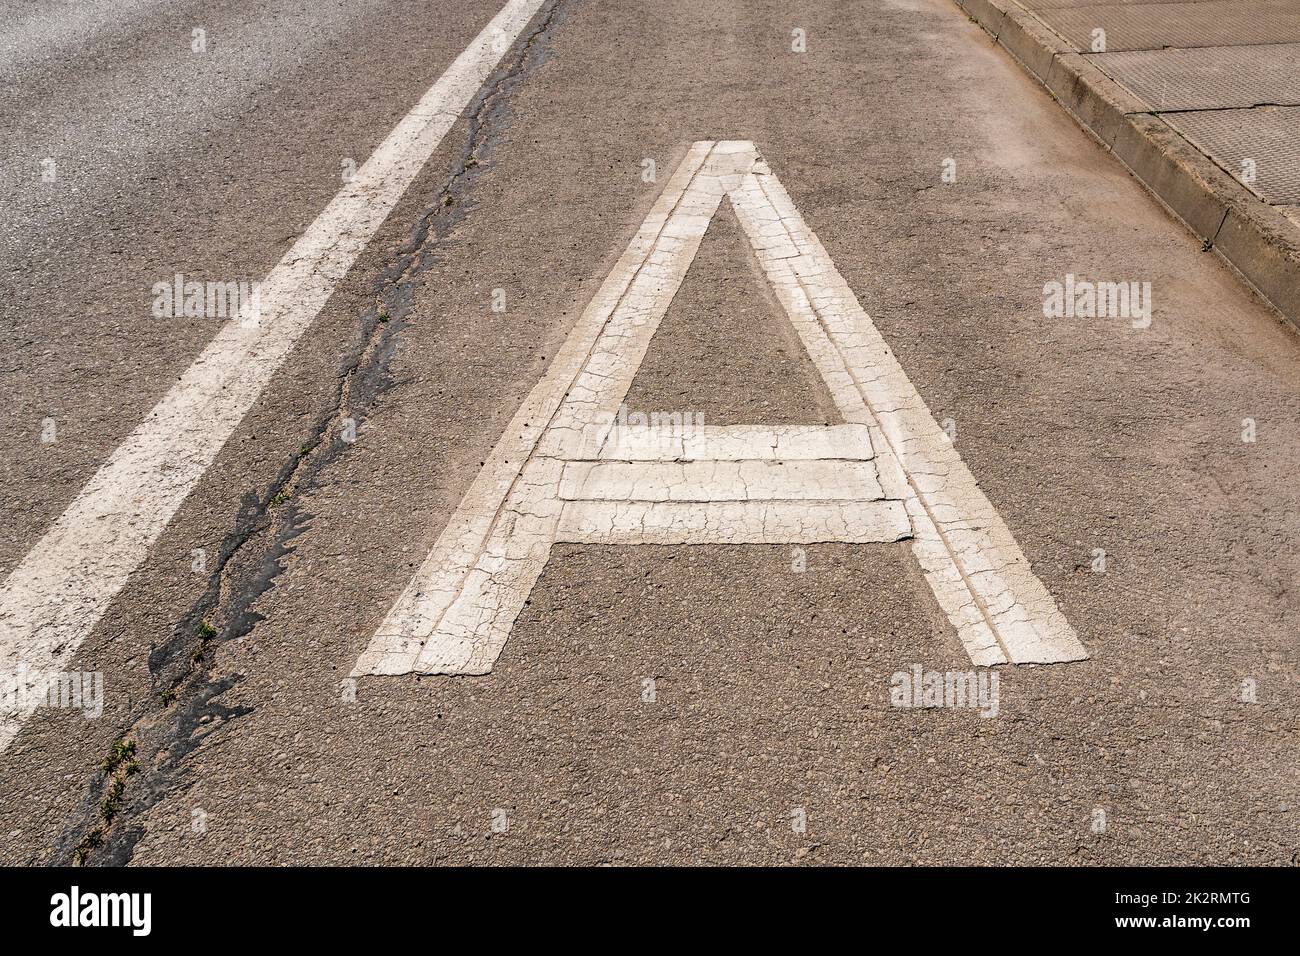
(559, 459), (887, 502)
(354, 140), (1087, 678)
(0, 0), (549, 754)
(558, 500), (912, 547)
(596, 423), (876, 462)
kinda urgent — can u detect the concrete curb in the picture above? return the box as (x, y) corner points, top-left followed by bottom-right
(953, 0), (1300, 329)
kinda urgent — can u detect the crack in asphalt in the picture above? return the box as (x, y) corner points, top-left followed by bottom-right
(49, 0), (566, 867)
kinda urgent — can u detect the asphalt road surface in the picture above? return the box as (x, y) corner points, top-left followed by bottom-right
(1, 0), (1296, 866)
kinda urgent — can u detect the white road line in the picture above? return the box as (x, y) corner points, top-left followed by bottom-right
(0, 0), (548, 753)
(354, 140), (1087, 680)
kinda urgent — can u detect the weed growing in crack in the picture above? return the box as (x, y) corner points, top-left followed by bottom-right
(73, 829), (103, 865)
(78, 733), (141, 863)
(101, 777), (126, 821)
(102, 738), (137, 774)
(190, 619), (219, 666)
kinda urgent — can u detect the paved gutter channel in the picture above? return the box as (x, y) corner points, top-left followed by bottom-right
(952, 0), (1300, 331)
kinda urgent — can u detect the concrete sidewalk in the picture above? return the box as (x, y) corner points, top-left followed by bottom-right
(955, 0), (1300, 328)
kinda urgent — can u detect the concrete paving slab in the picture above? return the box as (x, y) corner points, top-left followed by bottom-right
(1038, 0), (1300, 52)
(1167, 105), (1300, 203)
(1092, 43), (1300, 110)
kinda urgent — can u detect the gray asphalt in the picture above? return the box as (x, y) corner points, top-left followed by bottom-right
(1, 0), (1296, 866)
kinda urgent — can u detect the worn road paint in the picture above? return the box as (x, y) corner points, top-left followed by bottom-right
(354, 140), (1087, 679)
(0, 0), (549, 754)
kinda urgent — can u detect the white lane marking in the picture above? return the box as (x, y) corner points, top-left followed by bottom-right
(0, 0), (548, 753)
(354, 140), (1087, 679)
